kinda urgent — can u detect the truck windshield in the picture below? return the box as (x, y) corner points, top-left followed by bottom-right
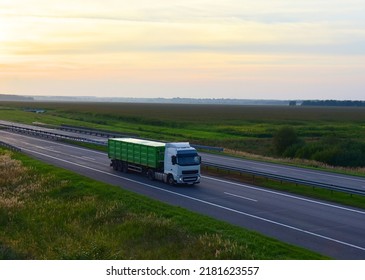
(177, 154), (200, 166)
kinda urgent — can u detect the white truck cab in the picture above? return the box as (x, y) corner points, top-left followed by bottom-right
(164, 142), (201, 185)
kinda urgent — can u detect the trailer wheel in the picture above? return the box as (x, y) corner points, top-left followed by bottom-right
(117, 161), (123, 172)
(122, 162), (128, 173)
(147, 169), (155, 180)
(112, 160), (117, 171)
(167, 174), (175, 185)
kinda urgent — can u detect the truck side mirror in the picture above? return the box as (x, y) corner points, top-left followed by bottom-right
(198, 156), (202, 164)
(171, 155), (177, 165)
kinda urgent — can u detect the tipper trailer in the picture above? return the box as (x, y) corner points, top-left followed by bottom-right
(108, 138), (201, 185)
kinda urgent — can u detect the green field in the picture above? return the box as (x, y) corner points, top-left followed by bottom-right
(1, 101), (365, 171)
(0, 149), (326, 259)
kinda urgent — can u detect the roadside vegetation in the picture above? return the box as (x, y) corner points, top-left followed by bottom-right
(0, 148), (326, 259)
(1, 102), (365, 174)
(273, 126), (365, 168)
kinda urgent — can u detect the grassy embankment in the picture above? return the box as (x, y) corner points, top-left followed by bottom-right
(0, 148), (326, 259)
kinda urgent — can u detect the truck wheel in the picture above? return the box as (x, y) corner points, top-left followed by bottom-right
(122, 162), (128, 173)
(117, 161), (123, 172)
(112, 160), (117, 171)
(167, 174), (175, 185)
(147, 169), (155, 180)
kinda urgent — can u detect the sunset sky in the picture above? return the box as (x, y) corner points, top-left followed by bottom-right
(1, 0), (365, 99)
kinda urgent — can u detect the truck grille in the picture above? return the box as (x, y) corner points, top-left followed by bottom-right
(183, 176), (198, 182)
(182, 170), (199, 174)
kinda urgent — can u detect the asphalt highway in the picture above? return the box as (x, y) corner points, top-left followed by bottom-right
(0, 120), (107, 143)
(1, 129), (365, 259)
(2, 120), (365, 192)
(202, 153), (365, 191)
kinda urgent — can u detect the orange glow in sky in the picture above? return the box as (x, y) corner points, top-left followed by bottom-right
(1, 0), (365, 99)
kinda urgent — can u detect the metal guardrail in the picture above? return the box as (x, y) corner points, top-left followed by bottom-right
(191, 144), (224, 152)
(0, 140), (21, 152)
(60, 124), (138, 138)
(60, 124), (224, 152)
(2, 123), (224, 151)
(202, 162), (365, 196)
(1, 124), (107, 146)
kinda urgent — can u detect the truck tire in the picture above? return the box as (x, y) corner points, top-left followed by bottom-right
(122, 162), (128, 173)
(117, 161), (123, 172)
(167, 174), (175, 185)
(112, 160), (117, 171)
(147, 169), (155, 180)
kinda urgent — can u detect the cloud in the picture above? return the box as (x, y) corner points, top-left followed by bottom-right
(2, 0), (365, 99)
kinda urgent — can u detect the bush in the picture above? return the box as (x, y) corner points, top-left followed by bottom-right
(282, 141), (305, 158)
(273, 126), (299, 155)
(334, 141), (365, 167)
(292, 138), (365, 167)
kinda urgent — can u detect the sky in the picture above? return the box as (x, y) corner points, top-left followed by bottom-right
(1, 0), (365, 100)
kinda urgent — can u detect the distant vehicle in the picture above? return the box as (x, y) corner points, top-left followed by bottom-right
(108, 138), (201, 185)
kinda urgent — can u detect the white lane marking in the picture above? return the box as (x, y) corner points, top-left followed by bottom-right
(20, 147), (365, 253)
(14, 139), (99, 164)
(204, 175), (365, 215)
(35, 145), (54, 151)
(224, 192), (258, 202)
(81, 156), (96, 161)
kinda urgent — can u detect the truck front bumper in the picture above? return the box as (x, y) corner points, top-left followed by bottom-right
(177, 175), (201, 184)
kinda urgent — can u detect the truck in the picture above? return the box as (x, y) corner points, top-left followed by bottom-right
(108, 138), (201, 185)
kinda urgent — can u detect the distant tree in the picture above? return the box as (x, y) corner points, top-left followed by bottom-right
(289, 101), (297, 106)
(301, 100), (365, 107)
(273, 126), (299, 155)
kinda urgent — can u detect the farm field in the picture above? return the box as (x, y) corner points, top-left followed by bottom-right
(1, 101), (365, 171)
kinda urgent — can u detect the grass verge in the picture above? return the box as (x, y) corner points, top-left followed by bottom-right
(0, 148), (326, 260)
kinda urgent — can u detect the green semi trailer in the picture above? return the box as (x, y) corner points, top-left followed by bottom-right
(108, 138), (201, 185)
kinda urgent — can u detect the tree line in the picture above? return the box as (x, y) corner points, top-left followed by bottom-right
(301, 100), (365, 107)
